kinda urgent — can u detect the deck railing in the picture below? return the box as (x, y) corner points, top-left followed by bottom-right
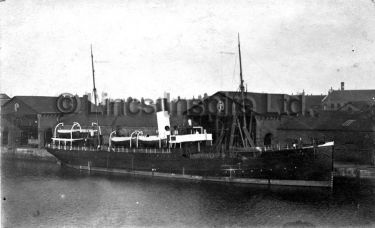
(46, 143), (173, 153)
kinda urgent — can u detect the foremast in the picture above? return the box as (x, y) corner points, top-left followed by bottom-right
(90, 45), (101, 147)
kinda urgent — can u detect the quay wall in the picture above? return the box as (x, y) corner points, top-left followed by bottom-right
(1, 147), (56, 162)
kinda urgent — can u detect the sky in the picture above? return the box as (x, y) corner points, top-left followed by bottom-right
(1, 0), (375, 101)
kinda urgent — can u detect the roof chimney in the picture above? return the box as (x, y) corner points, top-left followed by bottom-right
(341, 82), (344, 91)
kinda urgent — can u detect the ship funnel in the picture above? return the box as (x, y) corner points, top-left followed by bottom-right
(156, 98), (169, 112)
(156, 98), (170, 139)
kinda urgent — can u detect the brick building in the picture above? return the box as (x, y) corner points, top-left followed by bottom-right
(185, 91), (323, 147)
(322, 82), (375, 111)
(1, 96), (61, 148)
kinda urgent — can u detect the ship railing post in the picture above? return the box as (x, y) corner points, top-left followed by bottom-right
(331, 142), (335, 191)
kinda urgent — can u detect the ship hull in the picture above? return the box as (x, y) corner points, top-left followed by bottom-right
(45, 144), (334, 188)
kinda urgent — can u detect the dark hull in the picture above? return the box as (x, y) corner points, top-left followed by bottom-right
(46, 145), (334, 187)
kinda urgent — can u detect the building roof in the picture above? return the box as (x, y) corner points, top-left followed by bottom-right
(59, 113), (157, 128)
(337, 101), (372, 112)
(0, 94), (11, 107)
(278, 111), (375, 132)
(322, 90), (375, 103)
(2, 96), (60, 114)
(184, 91), (269, 116)
(304, 95), (325, 110)
(0, 94), (10, 100)
(214, 91), (286, 97)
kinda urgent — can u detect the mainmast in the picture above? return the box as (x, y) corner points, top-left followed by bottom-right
(238, 34), (247, 135)
(91, 44), (98, 107)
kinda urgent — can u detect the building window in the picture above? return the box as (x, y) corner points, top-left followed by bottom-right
(337, 103), (341, 108)
(2, 131), (8, 145)
(331, 103), (334, 109)
(264, 133), (273, 146)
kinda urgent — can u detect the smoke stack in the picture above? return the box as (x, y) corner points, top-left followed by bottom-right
(341, 82), (345, 91)
(156, 97), (170, 138)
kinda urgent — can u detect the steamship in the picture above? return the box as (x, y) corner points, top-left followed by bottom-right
(45, 40), (335, 188)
